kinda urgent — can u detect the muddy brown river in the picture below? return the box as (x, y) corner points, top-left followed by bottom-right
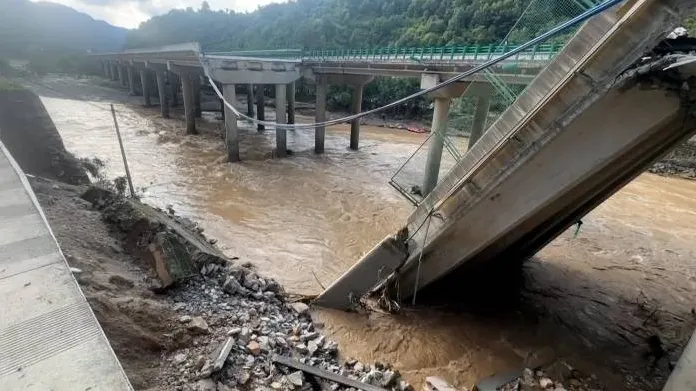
(32, 76), (696, 391)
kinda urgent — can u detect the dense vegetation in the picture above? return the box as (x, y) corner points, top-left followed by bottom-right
(127, 0), (583, 50)
(125, 0), (591, 122)
(0, 0), (126, 74)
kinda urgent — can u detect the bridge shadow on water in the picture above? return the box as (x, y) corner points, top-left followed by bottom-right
(410, 253), (695, 391)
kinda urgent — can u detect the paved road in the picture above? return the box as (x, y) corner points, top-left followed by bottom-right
(0, 141), (132, 390)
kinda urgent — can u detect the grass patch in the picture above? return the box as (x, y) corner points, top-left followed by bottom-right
(0, 77), (25, 91)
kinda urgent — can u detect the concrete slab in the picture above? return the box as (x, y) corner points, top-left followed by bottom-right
(0, 141), (132, 390)
(315, 235), (407, 309)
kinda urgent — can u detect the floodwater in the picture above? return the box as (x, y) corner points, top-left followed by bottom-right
(31, 76), (696, 391)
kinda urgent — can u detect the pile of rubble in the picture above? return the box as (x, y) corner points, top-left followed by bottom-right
(498, 364), (604, 391)
(158, 260), (413, 391)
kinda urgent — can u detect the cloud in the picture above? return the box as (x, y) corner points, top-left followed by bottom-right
(32, 0), (285, 29)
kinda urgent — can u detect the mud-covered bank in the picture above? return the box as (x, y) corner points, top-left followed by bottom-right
(0, 82), (88, 184)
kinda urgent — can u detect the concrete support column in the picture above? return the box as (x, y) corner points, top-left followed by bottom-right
(223, 84), (240, 162)
(127, 66), (137, 96)
(315, 79), (327, 154)
(350, 85), (363, 150)
(275, 84), (287, 158)
(181, 74), (196, 134)
(286, 81), (296, 125)
(140, 70), (152, 107)
(155, 71), (169, 118)
(169, 72), (179, 107)
(422, 98), (451, 197)
(111, 64), (119, 81)
(246, 84), (255, 117)
(103, 62), (109, 78)
(117, 65), (126, 87)
(193, 78), (202, 118)
(256, 86), (265, 132)
(468, 94), (492, 150)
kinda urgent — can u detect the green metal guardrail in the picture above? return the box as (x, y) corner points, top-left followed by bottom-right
(208, 42), (566, 62)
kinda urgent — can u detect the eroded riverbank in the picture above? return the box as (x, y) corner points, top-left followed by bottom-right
(27, 75), (696, 390)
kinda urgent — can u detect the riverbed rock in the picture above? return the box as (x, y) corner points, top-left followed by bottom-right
(539, 378), (554, 388)
(187, 317), (210, 334)
(172, 352), (188, 365)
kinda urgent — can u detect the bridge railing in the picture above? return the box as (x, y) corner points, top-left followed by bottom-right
(302, 43), (564, 63)
(207, 43), (564, 63)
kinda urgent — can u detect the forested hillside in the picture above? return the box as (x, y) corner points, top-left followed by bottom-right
(0, 0), (126, 55)
(127, 0), (585, 50)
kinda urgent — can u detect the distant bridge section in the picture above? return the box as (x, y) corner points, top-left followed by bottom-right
(95, 42), (557, 162)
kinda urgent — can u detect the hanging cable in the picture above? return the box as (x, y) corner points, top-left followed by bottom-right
(200, 0), (622, 130)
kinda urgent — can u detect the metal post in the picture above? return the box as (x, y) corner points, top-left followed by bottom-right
(109, 104), (136, 198)
(422, 98), (451, 196)
(275, 84), (287, 157)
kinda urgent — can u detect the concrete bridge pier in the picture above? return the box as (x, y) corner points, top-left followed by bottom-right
(275, 84), (288, 157)
(180, 75), (196, 134)
(286, 81), (296, 125)
(256, 86), (265, 131)
(169, 72), (179, 107)
(167, 62), (199, 134)
(102, 61), (110, 78)
(350, 85), (364, 150)
(315, 76), (328, 154)
(223, 84), (240, 162)
(117, 65), (127, 87)
(468, 94), (493, 150)
(155, 70), (169, 118)
(423, 98), (451, 196)
(126, 66), (138, 96)
(420, 74), (471, 196)
(139, 70), (152, 107)
(193, 77), (202, 118)
(246, 84), (255, 117)
(110, 63), (119, 82)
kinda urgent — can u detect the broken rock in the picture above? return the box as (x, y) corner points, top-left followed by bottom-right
(290, 302), (310, 315)
(247, 341), (261, 355)
(187, 317), (210, 334)
(223, 276), (244, 295)
(287, 371), (304, 387)
(424, 377), (458, 391)
(172, 352), (188, 365)
(195, 379), (217, 391)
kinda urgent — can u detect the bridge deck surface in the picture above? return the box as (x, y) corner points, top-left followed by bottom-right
(0, 142), (132, 390)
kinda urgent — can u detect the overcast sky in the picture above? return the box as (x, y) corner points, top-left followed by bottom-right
(33, 0), (286, 29)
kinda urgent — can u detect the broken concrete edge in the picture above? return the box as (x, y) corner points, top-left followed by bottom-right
(314, 233), (408, 310)
(81, 184), (231, 287)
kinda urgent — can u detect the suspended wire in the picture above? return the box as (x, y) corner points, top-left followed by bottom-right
(200, 0), (622, 131)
